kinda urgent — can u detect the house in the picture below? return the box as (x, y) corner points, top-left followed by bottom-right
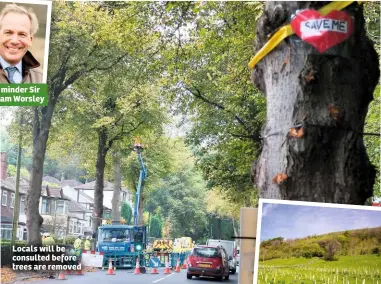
(65, 196), (89, 236)
(61, 180), (112, 234)
(0, 177), (28, 240)
(0, 152), (28, 240)
(39, 185), (71, 237)
(74, 180), (133, 216)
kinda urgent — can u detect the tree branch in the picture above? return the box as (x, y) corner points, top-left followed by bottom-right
(63, 53), (129, 90)
(184, 86), (253, 134)
(229, 132), (260, 143)
(105, 120), (145, 153)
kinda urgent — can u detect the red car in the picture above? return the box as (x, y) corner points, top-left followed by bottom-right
(187, 245), (230, 281)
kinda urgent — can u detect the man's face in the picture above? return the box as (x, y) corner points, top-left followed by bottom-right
(0, 12), (33, 65)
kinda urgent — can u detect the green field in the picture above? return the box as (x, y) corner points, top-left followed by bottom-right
(257, 255), (381, 284)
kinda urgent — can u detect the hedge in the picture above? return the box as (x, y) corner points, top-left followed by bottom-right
(1, 242), (27, 267)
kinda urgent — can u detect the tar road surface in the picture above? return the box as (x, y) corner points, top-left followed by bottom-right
(15, 266), (239, 284)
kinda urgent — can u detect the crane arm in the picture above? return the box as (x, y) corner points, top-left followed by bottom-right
(134, 146), (147, 226)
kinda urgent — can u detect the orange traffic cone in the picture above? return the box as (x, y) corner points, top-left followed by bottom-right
(56, 271), (67, 280)
(182, 258), (188, 269)
(134, 258), (141, 275)
(174, 258), (181, 272)
(163, 257), (171, 275)
(106, 259), (115, 275)
(151, 266), (159, 274)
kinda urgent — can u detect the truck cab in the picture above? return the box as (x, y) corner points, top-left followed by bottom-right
(96, 224), (147, 269)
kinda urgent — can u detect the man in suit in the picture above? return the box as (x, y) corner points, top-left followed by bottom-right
(0, 4), (42, 84)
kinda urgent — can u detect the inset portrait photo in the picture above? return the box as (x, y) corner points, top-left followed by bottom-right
(254, 199), (381, 284)
(0, 0), (52, 84)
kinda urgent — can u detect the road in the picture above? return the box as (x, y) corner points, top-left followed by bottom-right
(16, 267), (239, 284)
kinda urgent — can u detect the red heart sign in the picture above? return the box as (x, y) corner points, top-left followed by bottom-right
(291, 10), (354, 53)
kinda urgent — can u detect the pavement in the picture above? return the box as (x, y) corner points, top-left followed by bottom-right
(12, 266), (239, 284)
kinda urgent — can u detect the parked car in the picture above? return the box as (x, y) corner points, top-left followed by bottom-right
(187, 245), (230, 281)
(206, 239), (237, 274)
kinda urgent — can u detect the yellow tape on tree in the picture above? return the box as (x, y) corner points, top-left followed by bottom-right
(248, 1), (363, 69)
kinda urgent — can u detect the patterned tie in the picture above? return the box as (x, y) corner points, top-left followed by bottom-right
(5, 66), (18, 83)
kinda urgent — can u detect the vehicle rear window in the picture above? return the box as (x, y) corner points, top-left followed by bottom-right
(192, 248), (221, 258)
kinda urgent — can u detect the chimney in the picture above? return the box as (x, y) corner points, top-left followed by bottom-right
(0, 152), (7, 181)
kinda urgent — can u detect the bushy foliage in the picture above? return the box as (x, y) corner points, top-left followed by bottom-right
(260, 227), (381, 261)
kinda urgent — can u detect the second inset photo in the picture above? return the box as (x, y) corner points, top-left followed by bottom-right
(254, 199), (381, 284)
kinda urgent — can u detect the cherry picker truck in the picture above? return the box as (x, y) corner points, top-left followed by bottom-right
(95, 143), (148, 272)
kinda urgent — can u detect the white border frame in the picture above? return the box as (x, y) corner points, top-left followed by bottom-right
(253, 198), (381, 284)
(0, 0), (52, 83)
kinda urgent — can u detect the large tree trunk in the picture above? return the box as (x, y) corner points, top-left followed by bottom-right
(92, 129), (108, 231)
(112, 151), (121, 222)
(252, 2), (379, 204)
(26, 107), (55, 245)
(232, 217), (238, 238)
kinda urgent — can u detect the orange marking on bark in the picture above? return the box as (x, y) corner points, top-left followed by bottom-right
(328, 104), (340, 120)
(272, 173), (288, 184)
(289, 127), (304, 138)
(304, 69), (315, 82)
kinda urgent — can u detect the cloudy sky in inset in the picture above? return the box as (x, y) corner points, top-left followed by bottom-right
(260, 203), (381, 241)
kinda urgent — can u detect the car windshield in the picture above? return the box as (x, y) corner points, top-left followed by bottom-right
(98, 228), (133, 242)
(192, 247), (221, 258)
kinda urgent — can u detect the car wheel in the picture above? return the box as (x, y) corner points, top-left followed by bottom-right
(187, 274), (192, 279)
(231, 269), (236, 275)
(217, 276), (223, 282)
(225, 274), (230, 280)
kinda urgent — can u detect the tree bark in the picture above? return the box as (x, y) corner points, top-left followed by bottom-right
(92, 129), (108, 231)
(252, 2), (379, 204)
(112, 151), (121, 222)
(232, 217), (238, 238)
(27, 106), (55, 245)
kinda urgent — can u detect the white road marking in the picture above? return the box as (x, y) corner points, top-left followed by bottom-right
(152, 273), (174, 283)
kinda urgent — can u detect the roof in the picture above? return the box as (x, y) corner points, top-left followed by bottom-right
(48, 187), (63, 198)
(75, 180), (113, 191)
(42, 176), (61, 185)
(78, 191), (94, 203)
(1, 177), (28, 194)
(62, 194), (90, 213)
(75, 180), (128, 192)
(68, 200), (88, 212)
(61, 179), (83, 187)
(41, 186), (69, 200)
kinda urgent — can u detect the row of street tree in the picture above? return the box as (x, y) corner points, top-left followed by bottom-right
(3, 1), (379, 245)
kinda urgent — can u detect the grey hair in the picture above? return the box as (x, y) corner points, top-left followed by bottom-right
(0, 4), (39, 36)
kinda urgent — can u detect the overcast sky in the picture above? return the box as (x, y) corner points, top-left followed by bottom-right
(260, 203), (381, 241)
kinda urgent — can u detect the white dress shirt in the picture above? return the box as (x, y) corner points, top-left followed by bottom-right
(0, 56), (23, 83)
